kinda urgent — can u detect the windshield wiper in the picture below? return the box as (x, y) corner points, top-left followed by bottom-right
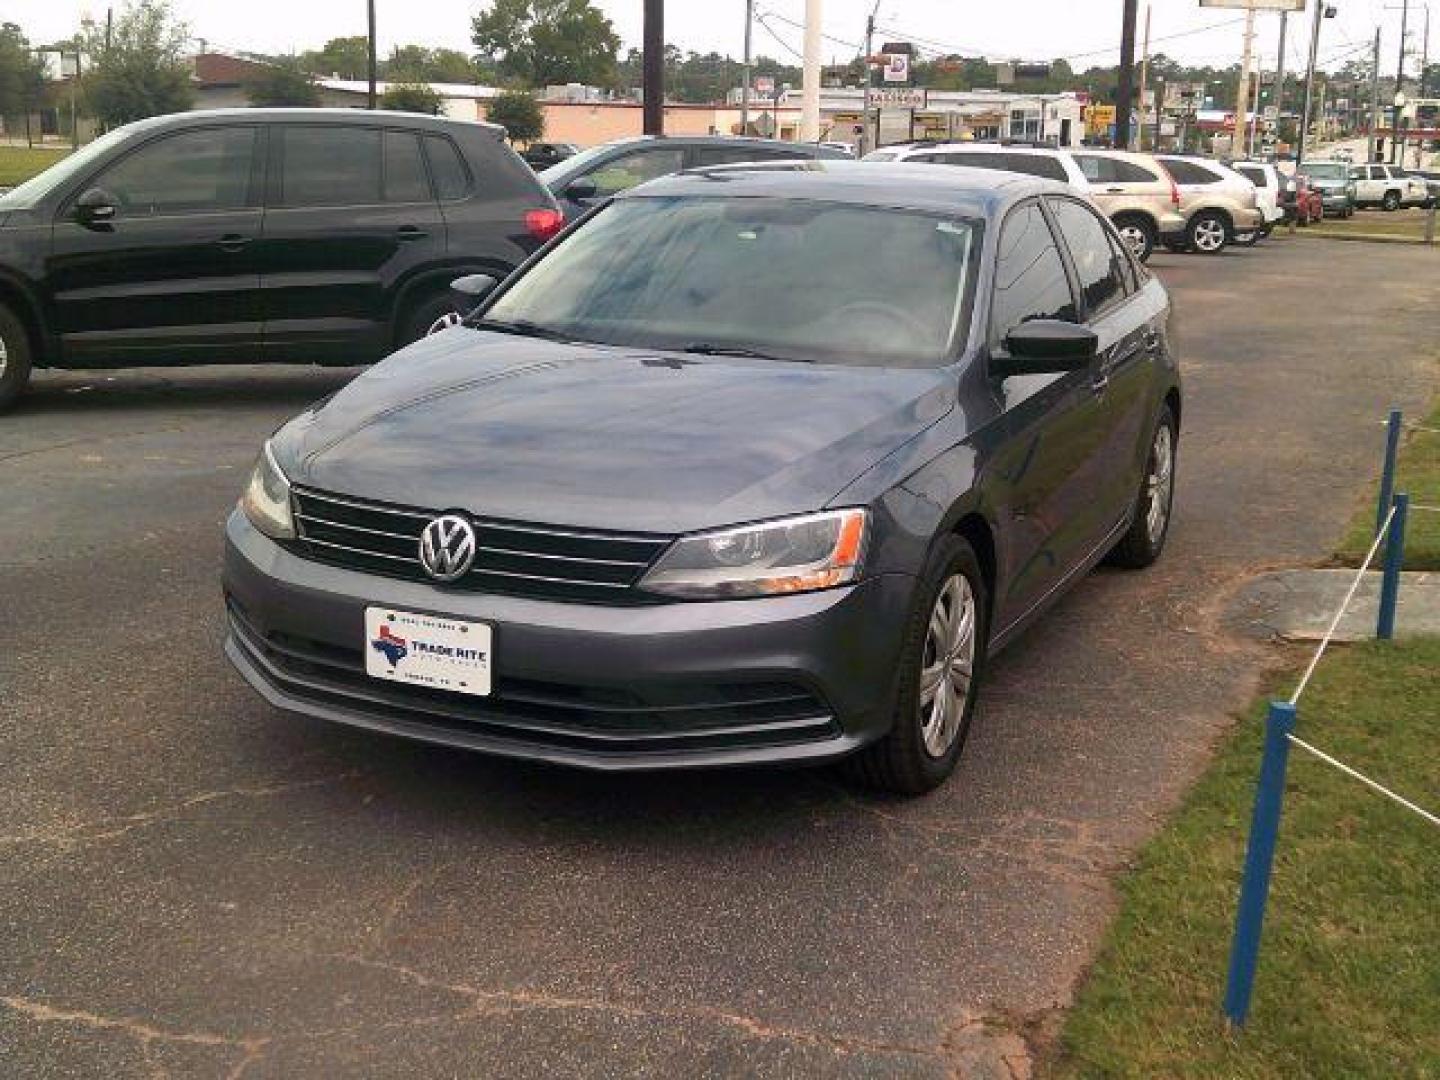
(472, 318), (578, 343)
(682, 342), (805, 362)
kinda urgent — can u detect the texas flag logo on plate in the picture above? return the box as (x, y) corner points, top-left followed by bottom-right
(370, 624), (409, 667)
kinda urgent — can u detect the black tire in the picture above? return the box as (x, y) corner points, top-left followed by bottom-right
(397, 291), (463, 348)
(1112, 215), (1157, 263)
(845, 535), (990, 796)
(0, 301), (34, 414)
(1108, 405), (1178, 570)
(1185, 210), (1230, 255)
(1382, 190), (1401, 211)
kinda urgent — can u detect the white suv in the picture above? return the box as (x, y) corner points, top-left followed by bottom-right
(862, 143), (1088, 192)
(1350, 163), (1430, 211)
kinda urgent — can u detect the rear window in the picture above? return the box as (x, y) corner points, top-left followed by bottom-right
(1005, 153), (1067, 182)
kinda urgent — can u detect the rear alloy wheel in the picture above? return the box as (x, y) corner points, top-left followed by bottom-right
(1113, 216), (1156, 262)
(1382, 190), (1401, 211)
(846, 535), (988, 795)
(1186, 211), (1230, 255)
(1107, 406), (1178, 569)
(0, 301), (34, 414)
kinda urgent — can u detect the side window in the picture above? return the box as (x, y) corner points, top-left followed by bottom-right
(583, 148), (686, 197)
(280, 126), (381, 207)
(383, 131), (431, 203)
(1163, 160), (1220, 185)
(1049, 199), (1125, 315)
(1235, 165), (1267, 187)
(1368, 165), (1387, 180)
(691, 146), (801, 167)
(1005, 154), (1068, 182)
(89, 127), (257, 217)
(1105, 224), (1139, 293)
(1073, 154), (1112, 183)
(423, 135), (471, 200)
(989, 202), (1077, 350)
(1111, 160), (1162, 183)
(944, 152), (1008, 170)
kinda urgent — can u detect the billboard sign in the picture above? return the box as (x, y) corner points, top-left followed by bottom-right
(883, 53), (911, 84)
(872, 88), (927, 109)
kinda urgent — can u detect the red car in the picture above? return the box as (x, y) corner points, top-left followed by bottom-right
(1281, 171), (1324, 225)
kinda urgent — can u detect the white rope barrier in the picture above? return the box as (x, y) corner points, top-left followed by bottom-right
(1286, 733), (1440, 829)
(1289, 505), (1396, 706)
(1407, 504), (1440, 514)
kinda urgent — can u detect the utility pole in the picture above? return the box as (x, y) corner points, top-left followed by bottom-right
(801, 0), (822, 141)
(1295, 0), (1326, 168)
(858, 0), (880, 156)
(1248, 62), (1263, 157)
(1136, 3), (1151, 149)
(1275, 9), (1288, 127)
(366, 0), (377, 109)
(1370, 25), (1384, 160)
(1393, 0), (1410, 162)
(1233, 3), (1257, 159)
(1116, 0), (1139, 149)
(740, 0), (754, 134)
(643, 0), (664, 135)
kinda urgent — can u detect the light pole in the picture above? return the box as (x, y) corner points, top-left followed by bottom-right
(1116, 0), (1139, 148)
(366, 0), (377, 109)
(643, 0), (664, 135)
(801, 0), (822, 141)
(1296, 3), (1337, 169)
(1392, 0), (1409, 162)
(857, 0), (881, 157)
(740, 0), (754, 134)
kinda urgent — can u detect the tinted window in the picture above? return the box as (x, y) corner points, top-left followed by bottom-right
(932, 151), (1007, 169)
(92, 126), (256, 217)
(1112, 159), (1161, 183)
(990, 202), (1076, 349)
(1162, 159), (1221, 185)
(1050, 199), (1125, 315)
(1235, 165), (1267, 187)
(1005, 153), (1068, 182)
(1107, 227), (1139, 293)
(1368, 165), (1387, 180)
(383, 131), (431, 203)
(280, 126), (381, 206)
(692, 146), (805, 168)
(424, 136), (471, 200)
(582, 148), (686, 197)
(1074, 154), (1109, 182)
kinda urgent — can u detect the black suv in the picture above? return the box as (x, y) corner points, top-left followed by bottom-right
(0, 109), (561, 410)
(540, 135), (850, 220)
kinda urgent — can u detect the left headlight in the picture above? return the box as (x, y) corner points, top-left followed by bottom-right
(240, 440), (295, 540)
(638, 509), (868, 600)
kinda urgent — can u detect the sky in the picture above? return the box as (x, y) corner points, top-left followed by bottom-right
(8, 0), (1416, 77)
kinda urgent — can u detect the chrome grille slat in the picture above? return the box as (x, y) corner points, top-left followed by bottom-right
(474, 545), (650, 568)
(296, 513), (420, 543)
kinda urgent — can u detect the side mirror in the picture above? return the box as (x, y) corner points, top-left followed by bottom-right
(992, 320), (1097, 378)
(75, 187), (118, 226)
(563, 176), (599, 202)
(448, 273), (498, 317)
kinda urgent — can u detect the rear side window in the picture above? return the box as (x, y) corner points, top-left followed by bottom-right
(692, 146), (806, 168)
(1163, 160), (1221, 185)
(1111, 159), (1161, 183)
(91, 126), (258, 217)
(1049, 198), (1126, 315)
(1078, 155), (1161, 184)
(383, 131), (431, 203)
(581, 148), (686, 197)
(990, 202), (1076, 349)
(280, 126), (381, 206)
(1005, 154), (1068, 182)
(424, 135), (472, 200)
(1235, 165), (1267, 187)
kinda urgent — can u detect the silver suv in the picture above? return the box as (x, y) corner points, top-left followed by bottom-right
(1156, 156), (1264, 255)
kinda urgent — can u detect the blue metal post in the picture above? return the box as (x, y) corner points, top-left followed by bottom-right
(1377, 492), (1410, 640)
(1223, 701), (1296, 1028)
(1377, 409), (1402, 537)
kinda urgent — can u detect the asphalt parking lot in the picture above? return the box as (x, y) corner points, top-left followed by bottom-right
(2, 239), (1437, 1078)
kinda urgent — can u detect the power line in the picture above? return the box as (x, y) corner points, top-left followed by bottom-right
(756, 8), (859, 52)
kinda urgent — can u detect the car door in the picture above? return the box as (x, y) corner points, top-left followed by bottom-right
(1047, 196), (1154, 530)
(46, 124), (265, 365)
(257, 124), (446, 362)
(553, 145), (687, 219)
(985, 199), (1107, 629)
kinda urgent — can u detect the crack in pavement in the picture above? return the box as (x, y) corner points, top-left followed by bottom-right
(1, 995), (271, 1080)
(0, 770), (365, 851)
(0, 424), (197, 465)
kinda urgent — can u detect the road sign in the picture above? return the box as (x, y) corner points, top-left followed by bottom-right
(1263, 104), (1279, 121)
(755, 75), (775, 98)
(883, 53), (911, 84)
(871, 88), (927, 109)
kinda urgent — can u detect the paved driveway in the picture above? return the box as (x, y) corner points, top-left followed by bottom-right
(2, 241), (1436, 1077)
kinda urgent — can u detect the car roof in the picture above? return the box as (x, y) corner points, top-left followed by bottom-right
(112, 107), (505, 137)
(898, 143), (1069, 157)
(582, 134), (842, 153)
(619, 160), (1067, 217)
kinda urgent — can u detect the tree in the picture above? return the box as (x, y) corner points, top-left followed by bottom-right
(386, 45), (481, 84)
(380, 81), (444, 115)
(302, 36), (370, 80)
(246, 59), (321, 107)
(472, 0), (620, 88)
(485, 89), (544, 142)
(81, 0), (193, 127)
(0, 23), (49, 141)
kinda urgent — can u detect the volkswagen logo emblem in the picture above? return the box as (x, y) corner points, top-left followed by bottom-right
(418, 515), (477, 582)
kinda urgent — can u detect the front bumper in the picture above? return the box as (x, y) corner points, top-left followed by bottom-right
(222, 510), (915, 771)
(1318, 190), (1353, 211)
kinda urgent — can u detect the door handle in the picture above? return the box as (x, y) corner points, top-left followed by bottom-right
(1105, 186), (1124, 193)
(216, 233), (252, 252)
(396, 226), (429, 241)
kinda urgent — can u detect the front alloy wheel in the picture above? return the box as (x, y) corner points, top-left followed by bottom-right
(0, 300), (33, 413)
(1108, 405), (1178, 569)
(918, 574), (977, 759)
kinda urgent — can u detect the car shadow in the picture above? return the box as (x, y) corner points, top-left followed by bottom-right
(17, 365), (365, 418)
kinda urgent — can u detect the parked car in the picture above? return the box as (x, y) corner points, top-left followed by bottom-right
(1228, 160), (1289, 241)
(520, 141), (580, 169)
(1155, 155), (1264, 254)
(1414, 170), (1440, 208)
(1294, 160), (1357, 218)
(540, 135), (849, 220)
(818, 141), (857, 156)
(1350, 162), (1430, 210)
(1276, 169), (1323, 225)
(0, 108), (562, 412)
(864, 142), (1183, 262)
(224, 162), (1180, 795)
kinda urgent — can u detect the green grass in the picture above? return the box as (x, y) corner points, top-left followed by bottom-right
(0, 145), (69, 187)
(1051, 639), (1440, 1079)
(1336, 401), (1440, 571)
(1303, 209), (1436, 242)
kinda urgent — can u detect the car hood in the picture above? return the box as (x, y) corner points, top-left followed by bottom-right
(274, 330), (957, 534)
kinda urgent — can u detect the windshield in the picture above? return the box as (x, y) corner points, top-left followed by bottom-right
(0, 126), (132, 208)
(1302, 162), (1350, 183)
(483, 195), (979, 368)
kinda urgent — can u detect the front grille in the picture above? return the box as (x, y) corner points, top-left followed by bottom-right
(227, 602), (838, 754)
(289, 486), (673, 604)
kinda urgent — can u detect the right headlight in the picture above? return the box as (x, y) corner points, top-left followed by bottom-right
(239, 440), (295, 540)
(638, 509), (868, 600)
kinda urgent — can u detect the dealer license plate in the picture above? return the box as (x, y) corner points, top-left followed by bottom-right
(364, 607), (492, 697)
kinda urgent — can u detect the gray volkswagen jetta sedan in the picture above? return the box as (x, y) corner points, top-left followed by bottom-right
(224, 162), (1180, 794)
